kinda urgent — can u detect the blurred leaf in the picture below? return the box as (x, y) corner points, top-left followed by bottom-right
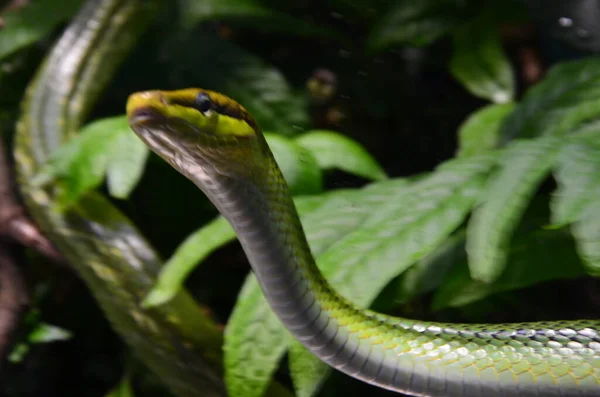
(467, 137), (560, 282)
(450, 16), (514, 103)
(226, 154), (496, 397)
(395, 231), (466, 303)
(367, 0), (468, 51)
(295, 130), (387, 181)
(552, 133), (600, 275)
(551, 134), (600, 226)
(33, 116), (145, 209)
(28, 322), (72, 343)
(434, 214), (585, 310)
(501, 58), (600, 142)
(167, 33), (309, 135)
(457, 103), (515, 157)
(0, 0), (83, 60)
(179, 0), (337, 37)
(573, 202), (600, 276)
(105, 374), (135, 397)
(106, 129), (149, 199)
(288, 341), (329, 397)
(266, 133), (323, 195)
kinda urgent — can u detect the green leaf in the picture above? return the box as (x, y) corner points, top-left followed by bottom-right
(0, 0), (83, 60)
(395, 231), (466, 304)
(551, 135), (600, 226)
(450, 16), (514, 103)
(434, 210), (586, 309)
(551, 134), (600, 275)
(288, 341), (329, 397)
(106, 129), (149, 199)
(295, 130), (387, 181)
(33, 116), (145, 209)
(500, 58), (600, 142)
(457, 103), (515, 157)
(143, 216), (235, 307)
(366, 0), (468, 51)
(28, 323), (72, 343)
(467, 137), (561, 282)
(226, 154), (496, 397)
(168, 33), (309, 135)
(266, 133), (323, 195)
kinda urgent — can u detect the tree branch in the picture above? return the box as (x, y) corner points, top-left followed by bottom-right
(0, 138), (63, 262)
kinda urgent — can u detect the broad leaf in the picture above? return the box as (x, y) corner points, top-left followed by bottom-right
(551, 135), (600, 226)
(366, 0), (468, 51)
(500, 58), (600, 142)
(434, 209), (586, 309)
(295, 130), (387, 181)
(32, 116), (148, 209)
(450, 16), (514, 103)
(457, 103), (515, 157)
(106, 129), (149, 199)
(266, 133), (323, 195)
(0, 0), (82, 60)
(225, 154), (496, 397)
(552, 133), (600, 275)
(467, 137), (560, 282)
(288, 341), (329, 397)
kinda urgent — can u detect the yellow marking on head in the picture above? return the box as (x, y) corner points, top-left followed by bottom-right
(127, 88), (258, 138)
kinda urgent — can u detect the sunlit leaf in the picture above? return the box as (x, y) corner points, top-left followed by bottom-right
(32, 116), (145, 209)
(450, 16), (514, 103)
(0, 0), (83, 60)
(467, 137), (560, 282)
(106, 130), (149, 199)
(295, 130), (387, 181)
(28, 322), (72, 343)
(457, 103), (515, 157)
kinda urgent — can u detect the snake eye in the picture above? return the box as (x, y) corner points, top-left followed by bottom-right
(195, 92), (213, 116)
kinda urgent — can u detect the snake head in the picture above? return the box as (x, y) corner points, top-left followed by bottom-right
(127, 88), (269, 182)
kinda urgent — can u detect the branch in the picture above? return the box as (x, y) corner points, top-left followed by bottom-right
(0, 138), (63, 262)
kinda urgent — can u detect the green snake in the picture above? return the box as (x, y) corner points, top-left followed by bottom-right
(11, 0), (600, 396)
(126, 88), (600, 397)
(13, 1), (228, 396)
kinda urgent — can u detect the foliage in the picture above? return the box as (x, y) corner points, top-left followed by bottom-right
(0, 0), (598, 396)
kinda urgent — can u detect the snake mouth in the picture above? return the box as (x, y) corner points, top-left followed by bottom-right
(128, 106), (166, 127)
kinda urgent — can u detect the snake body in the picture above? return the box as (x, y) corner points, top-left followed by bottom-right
(127, 89), (600, 397)
(14, 1), (227, 396)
